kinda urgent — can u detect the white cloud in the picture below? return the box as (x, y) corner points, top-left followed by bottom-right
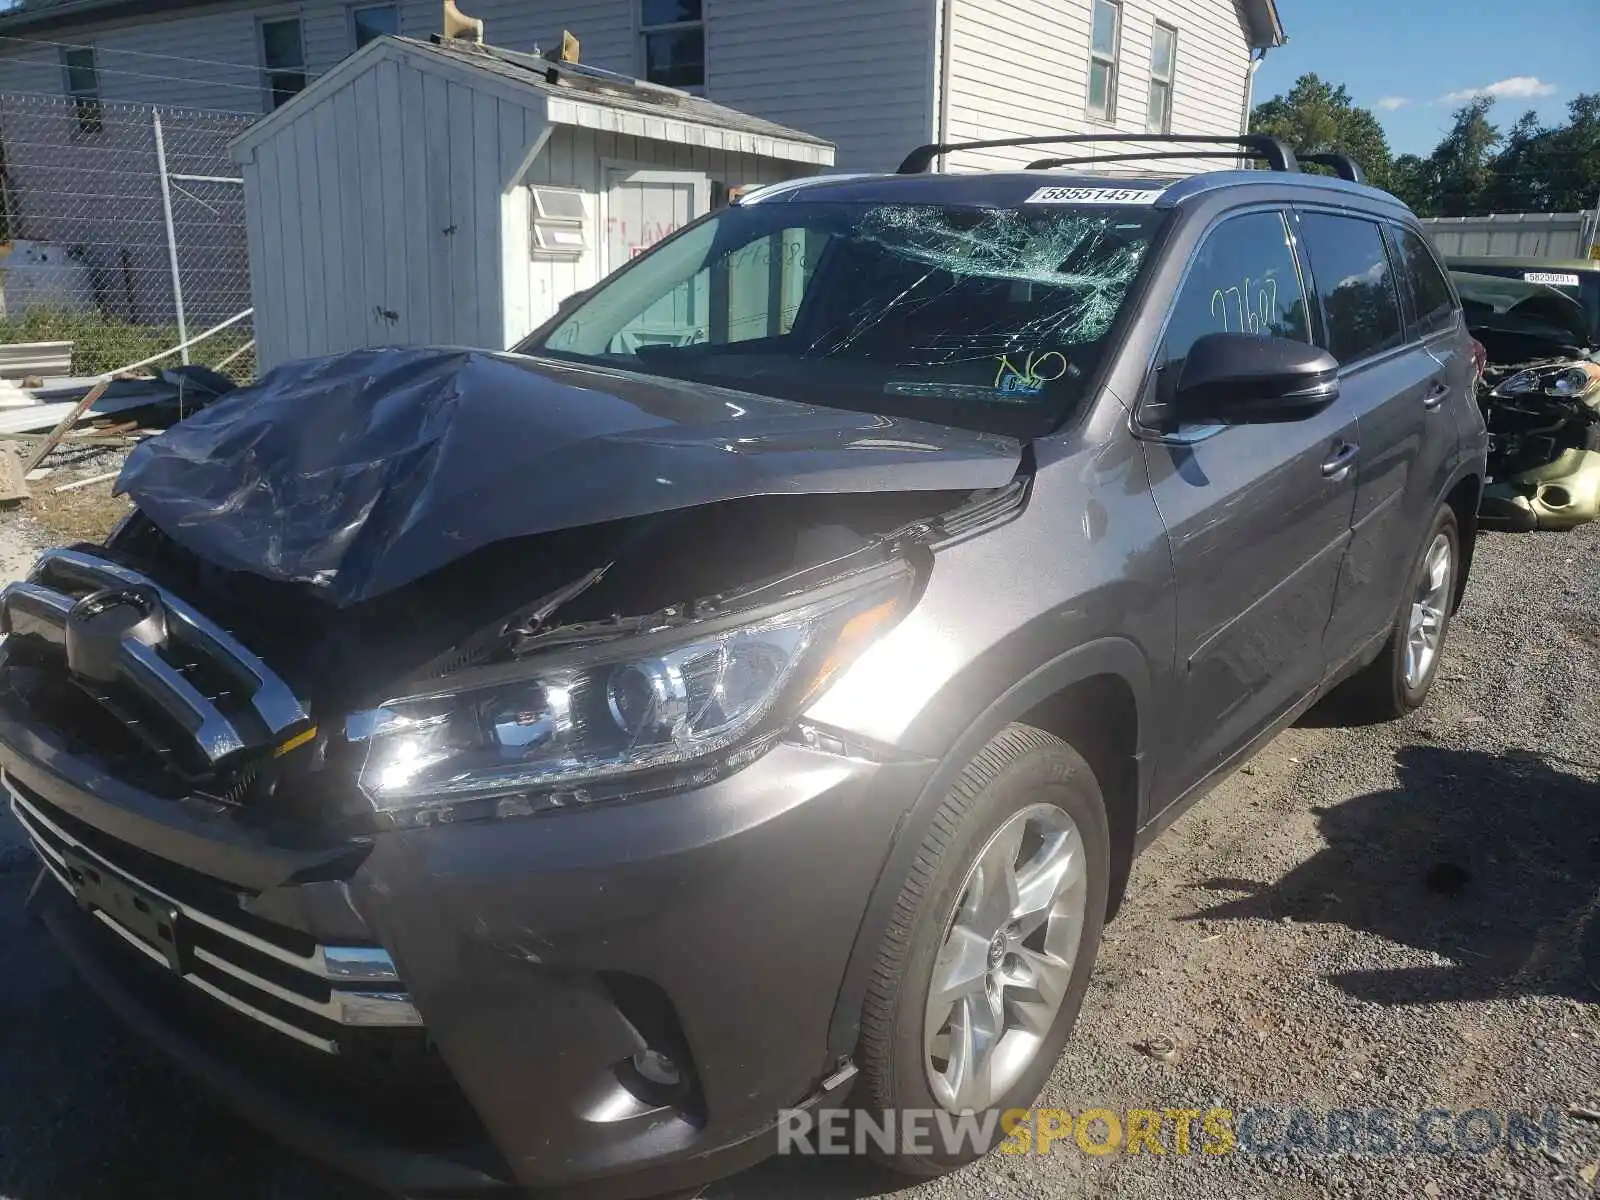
(1438, 76), (1558, 104)
(1375, 97), (1410, 111)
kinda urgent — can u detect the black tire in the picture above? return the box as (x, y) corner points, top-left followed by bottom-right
(856, 723), (1110, 1177)
(1338, 504), (1460, 720)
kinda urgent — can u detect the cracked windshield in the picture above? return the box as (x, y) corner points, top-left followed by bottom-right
(524, 202), (1165, 433)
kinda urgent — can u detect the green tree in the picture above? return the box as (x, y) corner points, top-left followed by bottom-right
(1250, 73), (1395, 190)
(1427, 98), (1500, 217)
(1507, 93), (1600, 214)
(1389, 153), (1435, 213)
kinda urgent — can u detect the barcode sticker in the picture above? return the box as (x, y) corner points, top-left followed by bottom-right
(1025, 186), (1166, 205)
(1523, 271), (1581, 287)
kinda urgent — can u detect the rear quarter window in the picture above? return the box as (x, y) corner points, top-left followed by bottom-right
(1396, 227), (1457, 335)
(1299, 212), (1406, 364)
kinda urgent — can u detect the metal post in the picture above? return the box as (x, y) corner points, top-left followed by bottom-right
(152, 109), (190, 364)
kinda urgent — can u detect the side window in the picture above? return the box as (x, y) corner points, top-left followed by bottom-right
(1397, 226), (1457, 335)
(1160, 210), (1310, 370)
(1298, 212), (1406, 363)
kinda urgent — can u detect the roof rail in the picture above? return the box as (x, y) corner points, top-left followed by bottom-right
(897, 133), (1298, 175)
(1295, 152), (1368, 185)
(1026, 149), (1285, 170)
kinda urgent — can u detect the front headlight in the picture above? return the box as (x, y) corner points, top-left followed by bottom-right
(1494, 361), (1600, 401)
(347, 565), (912, 820)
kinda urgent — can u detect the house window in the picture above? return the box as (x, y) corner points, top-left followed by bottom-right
(1147, 22), (1177, 133)
(531, 186), (587, 258)
(640, 0), (703, 91)
(261, 17), (306, 111)
(1086, 0), (1120, 121)
(353, 4), (399, 49)
(60, 46), (102, 135)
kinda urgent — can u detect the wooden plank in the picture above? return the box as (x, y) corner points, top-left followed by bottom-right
(241, 160), (279, 371)
(376, 60), (410, 345)
(354, 71), (390, 348)
(424, 69), (455, 345)
(333, 84), (369, 350)
(293, 117), (329, 359)
(400, 62), (434, 349)
(274, 131), (310, 363)
(20, 381), (109, 473)
(53, 469), (120, 494)
(312, 100), (345, 355)
(446, 79), (480, 346)
(499, 101), (532, 348)
(472, 87), (503, 348)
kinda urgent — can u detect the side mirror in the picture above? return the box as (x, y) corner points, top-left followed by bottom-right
(1170, 332), (1340, 425)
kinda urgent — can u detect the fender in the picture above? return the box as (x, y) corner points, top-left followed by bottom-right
(824, 635), (1154, 1060)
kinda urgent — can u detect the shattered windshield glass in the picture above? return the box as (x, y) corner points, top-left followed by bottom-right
(517, 201), (1166, 435)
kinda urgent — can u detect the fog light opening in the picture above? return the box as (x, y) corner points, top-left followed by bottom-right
(633, 1048), (682, 1088)
(1539, 484), (1573, 509)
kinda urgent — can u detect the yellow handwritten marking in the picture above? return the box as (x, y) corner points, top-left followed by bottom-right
(274, 726), (318, 757)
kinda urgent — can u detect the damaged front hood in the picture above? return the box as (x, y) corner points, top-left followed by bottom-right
(117, 348), (1021, 606)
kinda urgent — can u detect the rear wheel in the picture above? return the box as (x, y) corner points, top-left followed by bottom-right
(1339, 504), (1460, 720)
(856, 724), (1109, 1176)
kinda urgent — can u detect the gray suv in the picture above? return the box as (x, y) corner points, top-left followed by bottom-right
(0, 134), (1486, 1199)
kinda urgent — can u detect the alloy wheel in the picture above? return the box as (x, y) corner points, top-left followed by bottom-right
(923, 802), (1088, 1111)
(1403, 532), (1452, 690)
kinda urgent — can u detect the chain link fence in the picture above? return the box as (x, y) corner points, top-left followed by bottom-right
(0, 91), (256, 378)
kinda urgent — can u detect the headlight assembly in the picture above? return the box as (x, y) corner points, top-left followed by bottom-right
(1493, 361), (1600, 401)
(346, 564), (912, 820)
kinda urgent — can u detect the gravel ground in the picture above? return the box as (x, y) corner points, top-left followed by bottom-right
(0, 519), (1595, 1200)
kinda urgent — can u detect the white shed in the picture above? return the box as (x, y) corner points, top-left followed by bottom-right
(229, 35), (834, 372)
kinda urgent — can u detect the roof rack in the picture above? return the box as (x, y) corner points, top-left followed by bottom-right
(1295, 152), (1367, 185)
(1026, 148), (1287, 170)
(897, 133), (1298, 175)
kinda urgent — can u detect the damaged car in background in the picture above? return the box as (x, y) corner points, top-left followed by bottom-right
(1453, 269), (1600, 530)
(0, 137), (1487, 1200)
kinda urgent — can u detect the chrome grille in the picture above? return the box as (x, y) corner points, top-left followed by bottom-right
(8, 777), (420, 1055)
(0, 549), (308, 770)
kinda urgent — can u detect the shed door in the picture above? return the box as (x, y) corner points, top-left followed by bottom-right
(603, 167), (708, 275)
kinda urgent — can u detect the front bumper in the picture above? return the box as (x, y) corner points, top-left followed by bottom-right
(3, 720), (932, 1198)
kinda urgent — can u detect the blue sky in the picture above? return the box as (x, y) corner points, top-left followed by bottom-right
(1255, 0), (1591, 155)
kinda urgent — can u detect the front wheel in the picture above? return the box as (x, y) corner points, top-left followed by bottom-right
(1340, 504), (1460, 720)
(856, 724), (1109, 1176)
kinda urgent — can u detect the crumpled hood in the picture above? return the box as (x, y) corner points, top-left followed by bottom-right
(117, 347), (1022, 606)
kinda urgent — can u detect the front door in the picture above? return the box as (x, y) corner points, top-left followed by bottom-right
(1140, 208), (1359, 805)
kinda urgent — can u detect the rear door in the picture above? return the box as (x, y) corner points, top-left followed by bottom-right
(1140, 208), (1358, 802)
(1295, 211), (1461, 669)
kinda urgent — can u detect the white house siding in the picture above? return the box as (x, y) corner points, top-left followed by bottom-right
(0, 2), (293, 111)
(706, 0), (935, 172)
(942, 0), (1249, 173)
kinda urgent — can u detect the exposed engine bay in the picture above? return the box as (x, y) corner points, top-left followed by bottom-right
(1456, 271), (1600, 531)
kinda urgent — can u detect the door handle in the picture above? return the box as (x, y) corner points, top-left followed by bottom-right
(1321, 442), (1359, 480)
(1423, 381), (1450, 410)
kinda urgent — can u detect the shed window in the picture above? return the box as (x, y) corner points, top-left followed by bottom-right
(261, 18), (306, 111)
(1147, 22), (1176, 133)
(531, 186), (587, 258)
(353, 4), (399, 49)
(60, 46), (102, 135)
(640, 0), (703, 91)
(1086, 0), (1121, 121)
